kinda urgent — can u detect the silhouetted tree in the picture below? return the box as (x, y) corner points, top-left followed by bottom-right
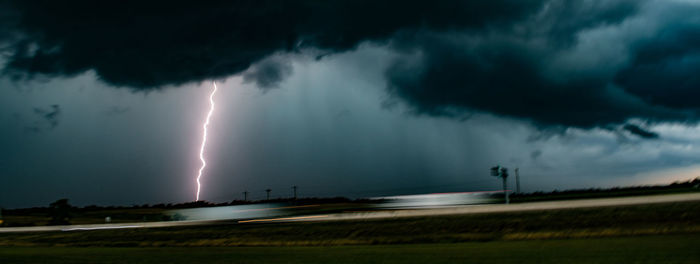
(48, 199), (72, 225)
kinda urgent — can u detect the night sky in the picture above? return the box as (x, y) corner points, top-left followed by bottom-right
(2, 0), (700, 208)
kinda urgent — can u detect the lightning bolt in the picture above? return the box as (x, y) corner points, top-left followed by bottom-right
(195, 82), (218, 201)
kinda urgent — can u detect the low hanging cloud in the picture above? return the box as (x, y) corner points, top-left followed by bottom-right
(1, 0), (699, 136)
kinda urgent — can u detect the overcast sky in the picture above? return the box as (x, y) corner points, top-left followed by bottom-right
(1, 0), (700, 208)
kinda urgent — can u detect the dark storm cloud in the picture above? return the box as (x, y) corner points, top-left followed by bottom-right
(615, 19), (700, 109)
(384, 0), (700, 136)
(242, 56), (293, 90)
(384, 31), (671, 129)
(623, 124), (659, 139)
(1, 0), (699, 135)
(0, 0), (541, 88)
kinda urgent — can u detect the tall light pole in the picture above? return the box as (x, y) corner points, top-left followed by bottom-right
(265, 189), (271, 200)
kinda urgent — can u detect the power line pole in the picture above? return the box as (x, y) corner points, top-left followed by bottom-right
(515, 168), (521, 194)
(243, 191), (248, 201)
(503, 170), (509, 204)
(265, 189), (271, 200)
(292, 186), (298, 200)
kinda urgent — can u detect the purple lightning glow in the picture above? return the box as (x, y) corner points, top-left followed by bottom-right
(195, 82), (218, 201)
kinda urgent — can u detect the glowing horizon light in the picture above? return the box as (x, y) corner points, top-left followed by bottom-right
(195, 82), (218, 201)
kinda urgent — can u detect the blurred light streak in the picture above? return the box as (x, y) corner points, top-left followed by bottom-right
(61, 225), (142, 231)
(238, 215), (330, 223)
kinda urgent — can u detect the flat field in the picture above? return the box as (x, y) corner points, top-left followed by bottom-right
(1, 201), (699, 246)
(1, 200), (699, 263)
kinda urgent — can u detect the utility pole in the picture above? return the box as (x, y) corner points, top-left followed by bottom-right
(515, 168), (521, 194)
(243, 191), (248, 201)
(265, 189), (271, 200)
(503, 170), (509, 204)
(292, 186), (298, 200)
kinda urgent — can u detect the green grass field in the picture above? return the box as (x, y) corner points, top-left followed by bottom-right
(1, 234), (698, 263)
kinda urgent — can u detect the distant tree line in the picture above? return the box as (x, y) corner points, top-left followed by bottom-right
(3, 178), (698, 215)
(510, 177), (700, 203)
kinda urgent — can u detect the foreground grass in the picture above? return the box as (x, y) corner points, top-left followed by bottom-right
(1, 234), (699, 264)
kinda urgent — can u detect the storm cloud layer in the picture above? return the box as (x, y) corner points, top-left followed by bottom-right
(0, 0), (539, 87)
(1, 0), (700, 133)
(383, 0), (700, 130)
